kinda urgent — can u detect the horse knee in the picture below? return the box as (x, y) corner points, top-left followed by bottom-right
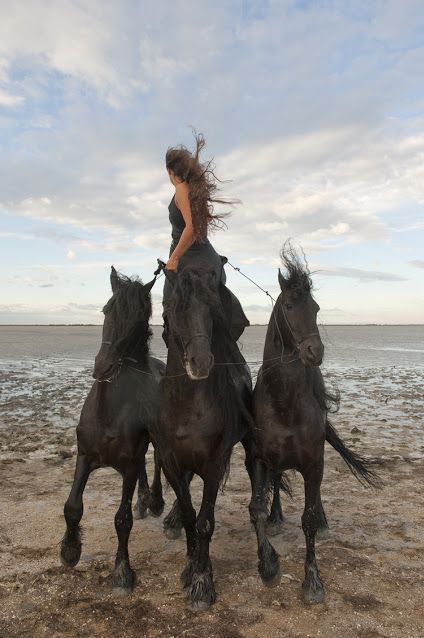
(196, 516), (214, 540)
(115, 508), (133, 534)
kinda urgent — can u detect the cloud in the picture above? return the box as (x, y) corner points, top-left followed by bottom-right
(318, 266), (408, 282)
(409, 260), (424, 269)
(0, 88), (24, 107)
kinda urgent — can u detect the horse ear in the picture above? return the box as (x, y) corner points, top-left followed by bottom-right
(110, 266), (120, 293)
(278, 268), (287, 291)
(143, 277), (156, 295)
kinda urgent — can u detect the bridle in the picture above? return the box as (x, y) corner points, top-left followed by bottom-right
(274, 297), (320, 358)
(179, 328), (213, 369)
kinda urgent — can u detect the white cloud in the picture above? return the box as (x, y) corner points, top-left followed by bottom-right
(0, 89), (24, 107)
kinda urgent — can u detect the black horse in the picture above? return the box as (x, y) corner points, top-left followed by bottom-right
(248, 246), (380, 604)
(153, 262), (252, 611)
(60, 267), (165, 595)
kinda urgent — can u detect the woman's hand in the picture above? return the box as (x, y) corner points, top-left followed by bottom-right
(165, 255), (179, 271)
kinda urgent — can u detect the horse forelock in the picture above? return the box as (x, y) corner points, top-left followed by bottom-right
(280, 242), (312, 295)
(169, 266), (223, 321)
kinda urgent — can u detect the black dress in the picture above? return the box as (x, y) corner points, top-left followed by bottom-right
(162, 195), (249, 343)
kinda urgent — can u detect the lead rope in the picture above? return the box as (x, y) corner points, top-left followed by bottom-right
(227, 261), (294, 362)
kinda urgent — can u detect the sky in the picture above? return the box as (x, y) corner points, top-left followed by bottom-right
(0, 0), (423, 325)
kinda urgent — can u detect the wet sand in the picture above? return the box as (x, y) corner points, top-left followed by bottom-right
(0, 327), (423, 637)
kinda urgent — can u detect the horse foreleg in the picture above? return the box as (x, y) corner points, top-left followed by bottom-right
(267, 472), (284, 536)
(149, 447), (165, 517)
(112, 469), (138, 595)
(165, 474), (197, 593)
(301, 461), (325, 604)
(187, 476), (219, 611)
(249, 459), (281, 586)
(60, 454), (91, 568)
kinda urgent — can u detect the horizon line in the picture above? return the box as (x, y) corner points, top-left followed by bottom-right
(0, 323), (423, 327)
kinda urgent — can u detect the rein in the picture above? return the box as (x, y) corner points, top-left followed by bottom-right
(227, 260), (318, 360)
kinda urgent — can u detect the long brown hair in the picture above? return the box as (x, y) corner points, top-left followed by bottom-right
(165, 131), (239, 241)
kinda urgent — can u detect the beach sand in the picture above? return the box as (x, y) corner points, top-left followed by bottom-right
(0, 330), (423, 637)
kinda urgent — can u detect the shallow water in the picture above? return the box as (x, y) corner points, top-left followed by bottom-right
(0, 325), (423, 460)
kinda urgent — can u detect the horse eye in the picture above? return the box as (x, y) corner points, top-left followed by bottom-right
(285, 303), (293, 310)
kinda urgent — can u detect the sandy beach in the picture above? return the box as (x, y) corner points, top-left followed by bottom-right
(0, 326), (423, 638)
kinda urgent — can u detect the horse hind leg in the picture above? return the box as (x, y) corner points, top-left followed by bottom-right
(133, 442), (150, 520)
(163, 472), (193, 539)
(149, 448), (165, 517)
(316, 493), (330, 539)
(112, 470), (138, 596)
(60, 454), (91, 568)
(249, 460), (281, 587)
(301, 462), (325, 604)
(267, 473), (285, 537)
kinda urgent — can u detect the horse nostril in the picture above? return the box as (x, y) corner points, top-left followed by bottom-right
(208, 354), (215, 369)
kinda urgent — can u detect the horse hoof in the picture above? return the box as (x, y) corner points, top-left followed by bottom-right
(261, 564), (281, 588)
(112, 563), (136, 592)
(266, 522), (284, 537)
(302, 585), (325, 605)
(164, 526), (182, 540)
(60, 542), (81, 568)
(188, 599), (211, 612)
(112, 586), (133, 598)
(149, 499), (165, 518)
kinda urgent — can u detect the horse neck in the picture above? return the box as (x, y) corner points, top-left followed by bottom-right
(263, 302), (296, 363)
(125, 320), (151, 367)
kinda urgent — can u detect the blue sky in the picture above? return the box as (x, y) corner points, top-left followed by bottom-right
(0, 0), (423, 324)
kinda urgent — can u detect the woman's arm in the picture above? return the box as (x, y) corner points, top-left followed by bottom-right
(166, 182), (196, 271)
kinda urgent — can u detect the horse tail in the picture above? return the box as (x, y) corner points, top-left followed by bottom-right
(325, 420), (382, 488)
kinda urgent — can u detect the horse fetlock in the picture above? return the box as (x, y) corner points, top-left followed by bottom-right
(133, 497), (149, 520)
(181, 558), (196, 589)
(112, 560), (136, 593)
(149, 495), (165, 517)
(187, 568), (216, 611)
(258, 543), (281, 587)
(302, 564), (324, 604)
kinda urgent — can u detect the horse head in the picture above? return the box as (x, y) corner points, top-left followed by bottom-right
(166, 263), (223, 380)
(277, 245), (324, 368)
(93, 266), (155, 382)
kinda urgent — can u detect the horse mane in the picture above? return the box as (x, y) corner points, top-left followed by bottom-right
(279, 241), (313, 296)
(103, 272), (152, 362)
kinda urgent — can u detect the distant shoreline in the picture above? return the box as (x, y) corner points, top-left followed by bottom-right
(0, 324), (423, 328)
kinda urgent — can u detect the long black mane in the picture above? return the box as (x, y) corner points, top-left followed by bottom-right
(103, 273), (152, 363)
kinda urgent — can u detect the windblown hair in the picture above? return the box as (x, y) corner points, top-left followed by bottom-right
(165, 130), (239, 241)
(103, 273), (152, 362)
(279, 241), (313, 295)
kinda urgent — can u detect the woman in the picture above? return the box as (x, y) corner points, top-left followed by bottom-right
(162, 132), (249, 344)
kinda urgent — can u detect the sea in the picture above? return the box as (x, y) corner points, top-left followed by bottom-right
(0, 325), (423, 459)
